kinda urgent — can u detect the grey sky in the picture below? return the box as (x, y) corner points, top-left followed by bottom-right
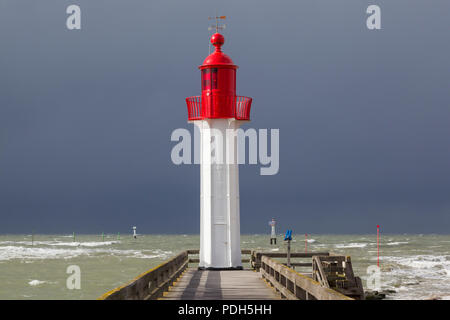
(0, 0), (449, 234)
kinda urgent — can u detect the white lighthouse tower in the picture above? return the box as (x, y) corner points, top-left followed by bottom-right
(185, 32), (253, 269)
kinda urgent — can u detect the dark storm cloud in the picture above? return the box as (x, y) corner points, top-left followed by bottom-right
(0, 0), (449, 234)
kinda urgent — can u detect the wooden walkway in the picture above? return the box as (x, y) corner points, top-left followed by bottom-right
(162, 268), (280, 300)
(99, 250), (362, 300)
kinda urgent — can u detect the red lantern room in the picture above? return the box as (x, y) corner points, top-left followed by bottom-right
(186, 33), (252, 121)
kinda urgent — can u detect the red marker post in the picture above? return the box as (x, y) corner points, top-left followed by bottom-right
(377, 225), (380, 267)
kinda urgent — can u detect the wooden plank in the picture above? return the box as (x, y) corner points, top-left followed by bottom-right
(186, 249), (252, 255)
(260, 268), (297, 300)
(283, 262), (312, 267)
(161, 269), (280, 300)
(257, 252), (330, 258)
(312, 256), (330, 288)
(251, 251), (330, 270)
(99, 251), (188, 300)
(189, 258), (250, 263)
(144, 260), (188, 300)
(261, 256), (353, 300)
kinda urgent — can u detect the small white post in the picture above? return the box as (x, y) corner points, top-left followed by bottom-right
(269, 218), (277, 245)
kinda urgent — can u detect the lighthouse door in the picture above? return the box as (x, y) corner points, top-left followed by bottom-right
(213, 223), (228, 267)
(210, 158), (230, 268)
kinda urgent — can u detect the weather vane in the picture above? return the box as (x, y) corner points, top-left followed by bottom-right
(208, 15), (226, 54)
(208, 15), (226, 33)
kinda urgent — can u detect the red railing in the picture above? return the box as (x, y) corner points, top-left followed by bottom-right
(186, 96), (202, 120)
(186, 96), (252, 121)
(235, 96), (252, 120)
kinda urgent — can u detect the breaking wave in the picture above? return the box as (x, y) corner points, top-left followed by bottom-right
(0, 240), (120, 247)
(334, 243), (368, 249)
(379, 254), (450, 299)
(386, 241), (409, 246)
(28, 280), (49, 286)
(0, 245), (173, 261)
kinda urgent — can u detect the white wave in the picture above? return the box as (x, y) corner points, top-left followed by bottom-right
(380, 254), (450, 299)
(0, 245), (173, 261)
(28, 280), (47, 286)
(0, 246), (94, 260)
(307, 239), (316, 243)
(47, 241), (120, 247)
(0, 240), (119, 247)
(311, 243), (327, 248)
(334, 243), (368, 248)
(132, 252), (172, 259)
(386, 241), (409, 246)
(385, 255), (450, 272)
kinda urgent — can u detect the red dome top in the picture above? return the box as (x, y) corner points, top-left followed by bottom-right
(199, 33), (238, 69)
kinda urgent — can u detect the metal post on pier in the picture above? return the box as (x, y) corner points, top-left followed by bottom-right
(284, 230), (293, 268)
(287, 239), (291, 267)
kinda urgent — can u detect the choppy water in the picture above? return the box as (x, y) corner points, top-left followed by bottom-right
(0, 234), (449, 300)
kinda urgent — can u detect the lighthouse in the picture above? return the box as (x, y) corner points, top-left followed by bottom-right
(186, 32), (252, 269)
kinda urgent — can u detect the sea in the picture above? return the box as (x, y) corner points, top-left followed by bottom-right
(0, 234), (449, 300)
